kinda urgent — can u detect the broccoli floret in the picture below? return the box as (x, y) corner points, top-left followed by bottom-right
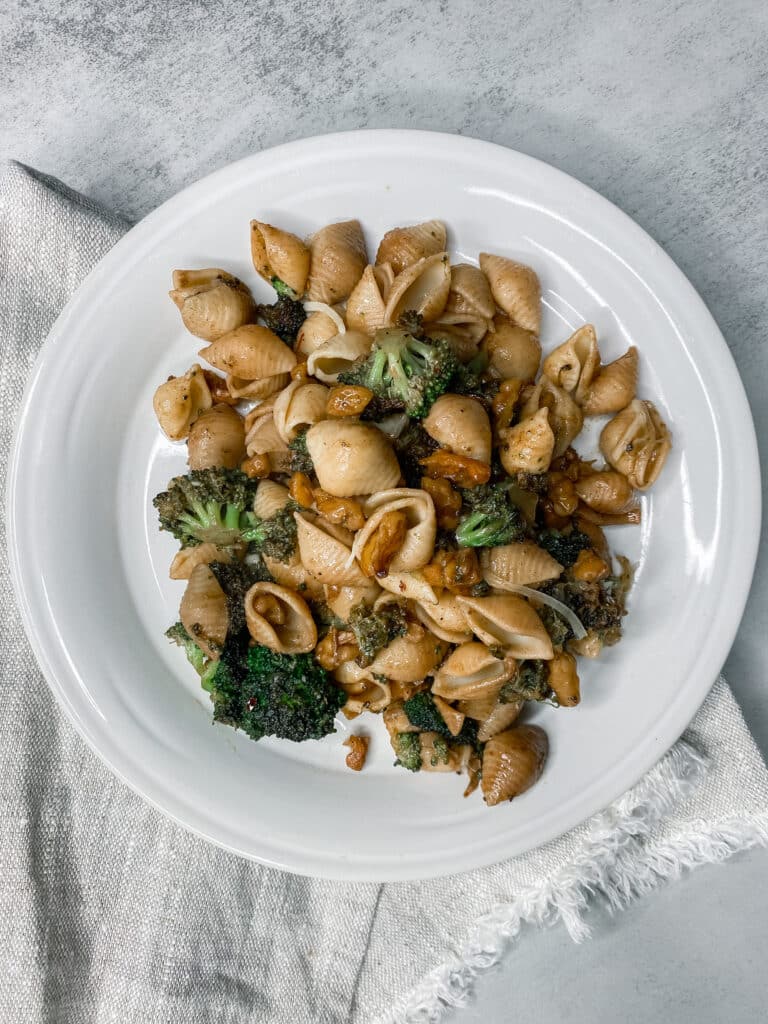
(340, 327), (458, 419)
(542, 565), (632, 646)
(241, 504), (298, 560)
(397, 309), (426, 337)
(271, 276), (297, 299)
(289, 429), (314, 474)
(348, 600), (407, 667)
(257, 282), (306, 344)
(393, 732), (422, 772)
(537, 605), (574, 647)
(403, 690), (480, 748)
(394, 422), (439, 488)
(500, 660), (552, 702)
(211, 644), (345, 743)
(449, 352), (497, 405)
(165, 621), (218, 691)
(538, 528), (592, 568)
(430, 735), (451, 767)
(153, 468), (257, 548)
(455, 483), (526, 547)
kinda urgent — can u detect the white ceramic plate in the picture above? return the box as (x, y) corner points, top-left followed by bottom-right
(8, 131), (760, 881)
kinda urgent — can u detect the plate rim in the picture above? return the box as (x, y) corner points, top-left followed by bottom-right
(7, 129), (762, 881)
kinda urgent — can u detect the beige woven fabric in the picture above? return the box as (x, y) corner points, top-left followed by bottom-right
(1, 161), (766, 1024)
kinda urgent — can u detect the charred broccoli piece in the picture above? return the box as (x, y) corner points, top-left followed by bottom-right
(256, 277), (306, 344)
(455, 483), (526, 548)
(537, 528), (592, 568)
(241, 504), (298, 560)
(211, 644), (345, 743)
(394, 422), (439, 488)
(289, 429), (314, 474)
(393, 732), (422, 772)
(165, 621), (218, 691)
(499, 660), (552, 702)
(153, 468), (258, 547)
(339, 327), (458, 419)
(537, 605), (574, 647)
(403, 691), (479, 748)
(449, 352), (497, 404)
(541, 563), (632, 646)
(348, 601), (407, 667)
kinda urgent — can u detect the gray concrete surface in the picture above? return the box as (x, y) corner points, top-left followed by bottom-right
(2, 0), (766, 1020)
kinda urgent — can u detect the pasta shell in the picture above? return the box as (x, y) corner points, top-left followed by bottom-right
(423, 394), (492, 464)
(345, 264), (394, 335)
(245, 416), (289, 459)
(272, 379), (329, 443)
(445, 263), (496, 320)
(368, 624), (448, 683)
(432, 643), (516, 700)
(179, 564), (228, 660)
(335, 662), (392, 714)
(244, 395), (278, 433)
(482, 542), (563, 587)
(431, 695), (466, 738)
(413, 591), (474, 644)
(296, 307), (346, 356)
(418, 733), (472, 773)
(253, 479), (291, 519)
(457, 692), (506, 721)
(383, 700), (420, 736)
(352, 488), (436, 573)
(481, 725), (548, 805)
(170, 269), (255, 342)
(153, 363), (212, 441)
(541, 324), (600, 403)
(263, 553), (325, 602)
(306, 331), (372, 384)
(485, 315), (541, 380)
(456, 594), (554, 659)
(227, 373), (290, 401)
(200, 324), (296, 379)
(582, 346), (639, 415)
(250, 221), (310, 295)
(548, 650), (580, 708)
(574, 471), (635, 514)
(478, 254), (541, 334)
(187, 404), (245, 470)
(377, 571), (438, 606)
(600, 399), (672, 490)
(477, 697), (524, 743)
(244, 582), (317, 655)
(375, 220), (447, 274)
(519, 376), (583, 458)
(384, 252), (451, 325)
(304, 420), (401, 497)
(169, 543), (234, 580)
(324, 581), (382, 621)
(498, 407), (555, 475)
(307, 220), (368, 304)
(294, 512), (368, 586)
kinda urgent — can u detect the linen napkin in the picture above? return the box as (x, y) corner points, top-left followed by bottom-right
(1, 160), (766, 1024)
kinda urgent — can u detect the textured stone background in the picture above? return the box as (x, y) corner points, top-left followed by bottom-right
(2, 0), (766, 1020)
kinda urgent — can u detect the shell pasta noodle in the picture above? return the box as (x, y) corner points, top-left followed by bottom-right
(153, 214), (672, 806)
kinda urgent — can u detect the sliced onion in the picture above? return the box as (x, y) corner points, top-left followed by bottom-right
(374, 412), (409, 439)
(302, 301), (346, 334)
(484, 574), (587, 639)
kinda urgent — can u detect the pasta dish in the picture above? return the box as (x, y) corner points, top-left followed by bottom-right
(152, 217), (671, 805)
